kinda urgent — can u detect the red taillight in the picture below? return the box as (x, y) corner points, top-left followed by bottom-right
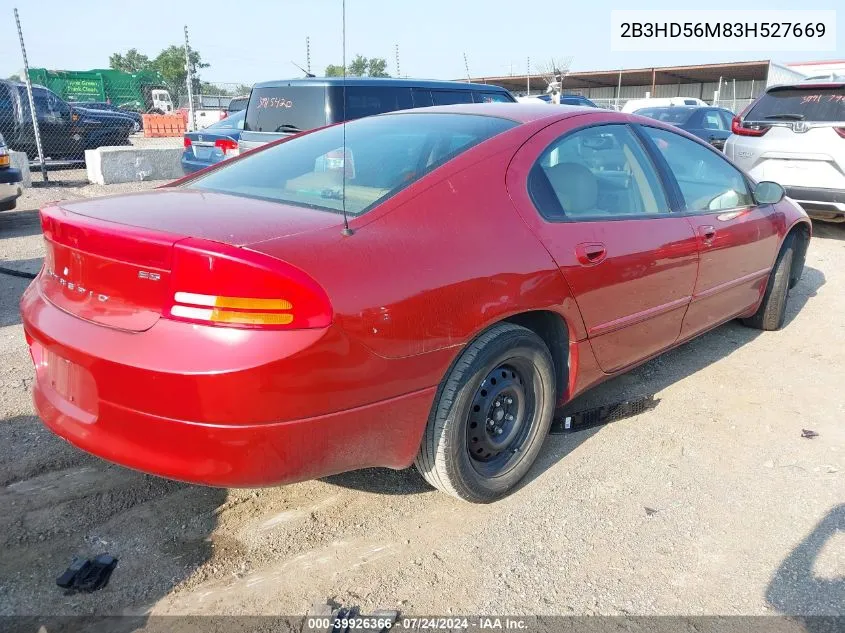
(731, 115), (770, 137)
(183, 136), (192, 148)
(165, 238), (332, 330)
(835, 128), (845, 139)
(214, 137), (239, 154)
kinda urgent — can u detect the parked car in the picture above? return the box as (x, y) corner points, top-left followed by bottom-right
(238, 77), (516, 152)
(725, 78), (845, 222)
(0, 80), (133, 160)
(181, 109), (245, 174)
(634, 106), (734, 149)
(226, 96), (248, 116)
(21, 104), (810, 502)
(75, 101), (144, 133)
(0, 132), (23, 211)
(622, 97), (707, 113)
(517, 94), (599, 107)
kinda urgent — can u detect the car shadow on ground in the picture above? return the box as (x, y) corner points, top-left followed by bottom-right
(0, 414), (225, 626)
(766, 504), (845, 630)
(811, 222), (845, 242)
(0, 207), (43, 238)
(0, 265), (38, 327)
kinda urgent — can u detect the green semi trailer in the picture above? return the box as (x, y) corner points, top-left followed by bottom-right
(27, 68), (175, 114)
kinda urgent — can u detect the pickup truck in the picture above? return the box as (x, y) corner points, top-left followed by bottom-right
(0, 80), (134, 161)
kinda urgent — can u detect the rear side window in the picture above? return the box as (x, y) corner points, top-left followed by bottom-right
(746, 87), (845, 122)
(475, 91), (513, 103)
(188, 113), (518, 216)
(244, 86), (328, 133)
(431, 90), (474, 105)
(327, 86), (413, 122)
(228, 97), (248, 113)
(636, 108), (694, 124)
(701, 110), (727, 130)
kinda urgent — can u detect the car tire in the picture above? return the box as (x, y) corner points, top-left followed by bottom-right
(415, 323), (555, 503)
(0, 199), (16, 212)
(742, 235), (795, 331)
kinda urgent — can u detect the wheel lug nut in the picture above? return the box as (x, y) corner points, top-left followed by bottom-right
(494, 400), (501, 407)
(506, 398), (513, 405)
(506, 414), (514, 421)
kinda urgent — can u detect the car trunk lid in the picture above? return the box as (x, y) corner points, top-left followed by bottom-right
(39, 189), (343, 332)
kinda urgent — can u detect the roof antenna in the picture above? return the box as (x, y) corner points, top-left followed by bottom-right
(291, 61), (315, 78)
(340, 0), (353, 237)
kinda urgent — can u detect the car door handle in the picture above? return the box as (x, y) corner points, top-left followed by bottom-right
(699, 225), (716, 246)
(575, 242), (607, 266)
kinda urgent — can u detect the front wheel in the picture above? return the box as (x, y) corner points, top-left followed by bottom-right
(742, 236), (795, 331)
(415, 323), (556, 503)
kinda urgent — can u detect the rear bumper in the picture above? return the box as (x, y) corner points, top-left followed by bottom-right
(20, 279), (442, 486)
(785, 186), (845, 221)
(180, 155), (219, 175)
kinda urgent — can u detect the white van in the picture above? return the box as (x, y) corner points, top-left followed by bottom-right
(622, 97), (706, 113)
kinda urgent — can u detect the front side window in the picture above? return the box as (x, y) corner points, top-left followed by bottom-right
(702, 111), (727, 130)
(187, 113), (518, 216)
(528, 124), (670, 221)
(642, 126), (753, 213)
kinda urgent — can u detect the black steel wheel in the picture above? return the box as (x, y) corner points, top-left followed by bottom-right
(415, 323), (556, 503)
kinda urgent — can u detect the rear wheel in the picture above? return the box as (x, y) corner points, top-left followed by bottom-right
(0, 199), (16, 212)
(742, 236), (795, 331)
(415, 323), (555, 503)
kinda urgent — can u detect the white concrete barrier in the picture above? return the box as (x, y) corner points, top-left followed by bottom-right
(85, 147), (183, 185)
(10, 151), (32, 188)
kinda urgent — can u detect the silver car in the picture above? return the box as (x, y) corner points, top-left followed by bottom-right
(725, 77), (845, 222)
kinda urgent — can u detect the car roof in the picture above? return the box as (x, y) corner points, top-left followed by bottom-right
(253, 77), (511, 91)
(383, 102), (599, 124)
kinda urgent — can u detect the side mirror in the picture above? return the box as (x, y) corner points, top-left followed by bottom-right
(754, 181), (785, 205)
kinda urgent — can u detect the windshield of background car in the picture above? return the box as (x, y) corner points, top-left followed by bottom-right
(207, 110), (245, 131)
(187, 113), (518, 216)
(244, 86), (328, 133)
(746, 87), (845, 122)
(635, 108), (694, 124)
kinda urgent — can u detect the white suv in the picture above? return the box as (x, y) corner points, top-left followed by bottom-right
(725, 78), (845, 222)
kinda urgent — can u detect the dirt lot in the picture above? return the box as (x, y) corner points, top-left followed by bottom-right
(0, 182), (842, 620)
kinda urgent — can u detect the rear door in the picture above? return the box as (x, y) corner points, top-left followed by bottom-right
(638, 125), (781, 339)
(686, 108), (731, 150)
(507, 116), (699, 373)
(726, 85), (845, 192)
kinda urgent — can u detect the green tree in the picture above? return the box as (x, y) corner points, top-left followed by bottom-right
(367, 57), (389, 78)
(324, 64), (345, 77)
(7, 74), (21, 82)
(348, 54), (369, 77)
(323, 56), (390, 78)
(153, 45), (209, 100)
(108, 48), (152, 73)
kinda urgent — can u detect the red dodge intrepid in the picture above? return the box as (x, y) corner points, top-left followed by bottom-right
(21, 104), (811, 502)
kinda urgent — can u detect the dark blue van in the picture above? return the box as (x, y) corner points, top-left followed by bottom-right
(238, 77), (516, 152)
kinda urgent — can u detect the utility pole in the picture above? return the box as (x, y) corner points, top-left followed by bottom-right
(526, 57), (530, 95)
(463, 52), (471, 82)
(184, 25), (196, 132)
(306, 36), (311, 75)
(394, 44), (400, 78)
(14, 8), (47, 182)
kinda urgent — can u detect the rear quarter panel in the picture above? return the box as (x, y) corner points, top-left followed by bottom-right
(248, 137), (585, 360)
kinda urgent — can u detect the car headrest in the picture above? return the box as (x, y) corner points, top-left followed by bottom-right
(545, 162), (598, 213)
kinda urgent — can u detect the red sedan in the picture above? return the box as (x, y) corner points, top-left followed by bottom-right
(21, 104), (811, 502)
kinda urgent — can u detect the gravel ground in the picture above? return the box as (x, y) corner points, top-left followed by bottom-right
(0, 184), (842, 620)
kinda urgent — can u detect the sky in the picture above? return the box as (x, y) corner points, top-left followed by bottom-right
(1, 0), (842, 85)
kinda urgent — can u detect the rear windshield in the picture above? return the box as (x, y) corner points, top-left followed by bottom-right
(635, 108), (694, 124)
(244, 86), (328, 133)
(746, 87), (845, 122)
(228, 97), (248, 112)
(186, 113), (518, 216)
